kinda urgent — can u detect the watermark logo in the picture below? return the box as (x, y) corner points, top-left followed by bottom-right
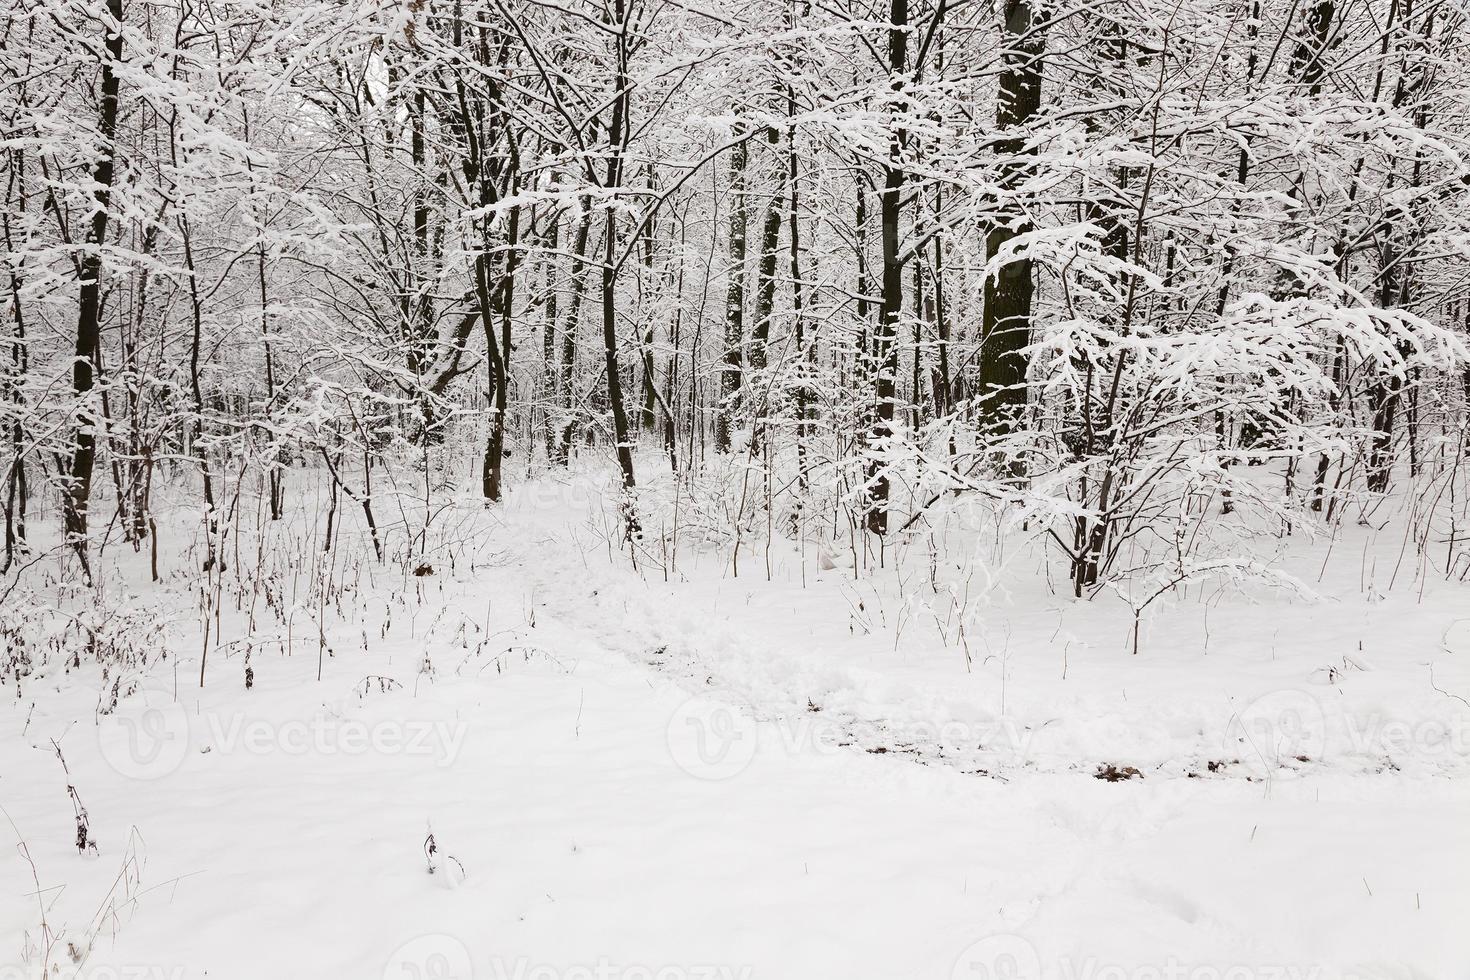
(1225, 690), (1326, 776)
(97, 689), (191, 780)
(666, 699), (760, 780)
(384, 934), (474, 980)
(952, 935), (1041, 980)
(666, 696), (1036, 779)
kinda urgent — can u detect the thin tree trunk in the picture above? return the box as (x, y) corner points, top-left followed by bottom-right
(541, 190), (561, 457)
(555, 201), (593, 465)
(483, 197), (521, 502)
(715, 116), (748, 454)
(3, 149), (31, 568)
(178, 212), (219, 570)
(788, 82), (811, 496)
(601, 0), (639, 533)
(854, 179), (871, 371)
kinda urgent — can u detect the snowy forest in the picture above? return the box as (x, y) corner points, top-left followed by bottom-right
(2, 0), (1469, 974)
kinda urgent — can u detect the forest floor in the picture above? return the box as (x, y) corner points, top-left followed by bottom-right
(1, 466), (1467, 980)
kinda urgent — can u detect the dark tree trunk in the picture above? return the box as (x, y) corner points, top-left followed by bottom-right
(601, 0), (639, 533)
(854, 179), (871, 372)
(258, 238), (283, 520)
(715, 118), (748, 454)
(541, 178), (562, 458)
(929, 197), (953, 421)
(864, 0), (909, 537)
(602, 210), (638, 504)
(978, 0), (1043, 441)
(62, 0), (125, 574)
(750, 128), (784, 375)
(3, 150), (31, 568)
(787, 81), (811, 494)
(1367, 253), (1410, 494)
(554, 202), (594, 465)
(483, 199), (521, 503)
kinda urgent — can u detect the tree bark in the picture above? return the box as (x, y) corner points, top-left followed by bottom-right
(601, 0), (639, 532)
(864, 0), (910, 536)
(61, 0), (125, 574)
(978, 0), (1043, 440)
(715, 116), (748, 454)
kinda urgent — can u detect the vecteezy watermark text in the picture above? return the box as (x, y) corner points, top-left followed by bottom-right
(99, 695), (468, 779)
(490, 960), (753, 980)
(952, 935), (1324, 980)
(0, 965), (187, 980)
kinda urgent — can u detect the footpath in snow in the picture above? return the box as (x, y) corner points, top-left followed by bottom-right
(1, 481), (1466, 980)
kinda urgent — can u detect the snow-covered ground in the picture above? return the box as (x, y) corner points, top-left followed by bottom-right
(3, 470), (1467, 980)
